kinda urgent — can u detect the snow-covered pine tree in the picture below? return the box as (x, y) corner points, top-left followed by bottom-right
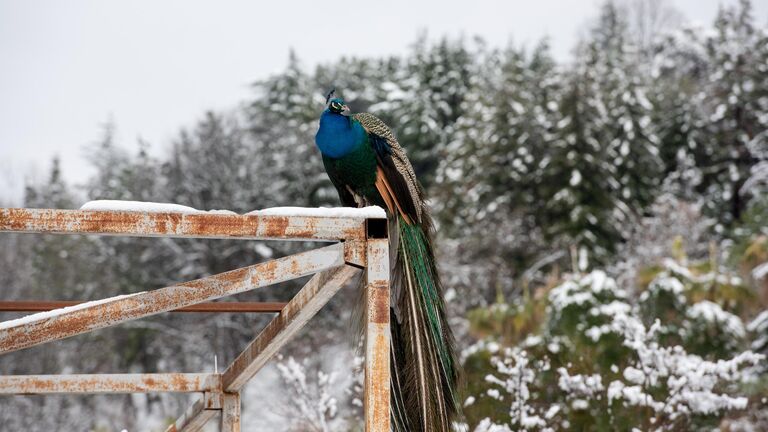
(650, 24), (707, 199)
(314, 55), (399, 114)
(435, 41), (560, 304)
(544, 1), (660, 257)
(248, 50), (329, 208)
(83, 120), (133, 200)
(690, 0), (767, 226)
(161, 111), (250, 212)
(378, 36), (475, 188)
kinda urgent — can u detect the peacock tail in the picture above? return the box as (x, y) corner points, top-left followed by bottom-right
(390, 213), (459, 432)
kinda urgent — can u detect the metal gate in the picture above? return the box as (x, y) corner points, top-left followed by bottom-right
(0, 207), (390, 431)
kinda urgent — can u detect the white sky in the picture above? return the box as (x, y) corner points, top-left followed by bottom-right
(1, 0), (766, 204)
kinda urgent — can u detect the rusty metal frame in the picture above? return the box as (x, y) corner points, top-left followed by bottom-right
(0, 208), (390, 432)
(0, 301), (288, 313)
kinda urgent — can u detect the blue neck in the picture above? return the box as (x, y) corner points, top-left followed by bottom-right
(315, 110), (365, 158)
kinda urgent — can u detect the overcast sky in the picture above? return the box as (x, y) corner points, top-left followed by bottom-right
(1, 0), (766, 204)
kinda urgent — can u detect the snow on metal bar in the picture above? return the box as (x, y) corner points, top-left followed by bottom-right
(0, 208), (370, 241)
(222, 265), (360, 391)
(364, 239), (391, 432)
(166, 392), (221, 432)
(0, 243), (345, 354)
(0, 373), (220, 395)
(79, 200), (386, 219)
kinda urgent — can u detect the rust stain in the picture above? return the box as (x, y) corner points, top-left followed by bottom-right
(263, 216), (290, 238)
(368, 283), (389, 324)
(0, 208), (375, 241)
(27, 377), (54, 392)
(291, 216), (317, 239)
(205, 396), (217, 409)
(183, 214), (233, 237)
(343, 224), (367, 240)
(76, 211), (139, 235)
(366, 331), (391, 431)
(288, 259), (300, 275)
(343, 241), (367, 266)
(154, 213), (182, 234)
(1, 209), (29, 231)
(256, 259), (278, 284)
(3, 374), (218, 394)
(142, 376), (158, 388)
(171, 373), (190, 392)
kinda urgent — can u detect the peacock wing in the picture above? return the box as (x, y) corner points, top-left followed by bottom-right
(352, 112), (424, 224)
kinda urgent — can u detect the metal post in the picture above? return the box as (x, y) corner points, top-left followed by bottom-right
(221, 392), (241, 432)
(364, 238), (390, 432)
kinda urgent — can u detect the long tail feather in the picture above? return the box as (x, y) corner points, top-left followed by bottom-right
(390, 214), (459, 432)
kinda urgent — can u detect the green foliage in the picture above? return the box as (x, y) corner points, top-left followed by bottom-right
(467, 297), (548, 348)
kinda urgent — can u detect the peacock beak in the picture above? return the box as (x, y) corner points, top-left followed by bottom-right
(341, 105), (351, 116)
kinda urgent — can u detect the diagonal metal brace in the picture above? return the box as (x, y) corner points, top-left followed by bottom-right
(0, 243), (345, 354)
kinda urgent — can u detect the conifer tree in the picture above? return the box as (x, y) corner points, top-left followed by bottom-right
(381, 37), (475, 187)
(692, 0), (767, 224)
(544, 1), (660, 256)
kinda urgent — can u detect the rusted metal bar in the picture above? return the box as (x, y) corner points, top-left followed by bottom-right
(166, 392), (221, 432)
(0, 243), (345, 354)
(221, 393), (241, 432)
(364, 238), (390, 432)
(0, 208), (370, 241)
(0, 301), (287, 313)
(344, 239), (367, 267)
(222, 265), (360, 391)
(0, 373), (220, 395)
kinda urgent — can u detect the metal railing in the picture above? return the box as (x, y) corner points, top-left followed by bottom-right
(0, 207), (391, 432)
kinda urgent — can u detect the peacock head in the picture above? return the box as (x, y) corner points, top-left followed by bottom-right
(324, 88), (350, 116)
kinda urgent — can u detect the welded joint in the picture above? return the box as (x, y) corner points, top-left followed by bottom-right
(344, 240), (367, 268)
(203, 390), (223, 410)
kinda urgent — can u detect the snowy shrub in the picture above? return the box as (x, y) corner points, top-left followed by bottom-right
(275, 356), (340, 432)
(464, 267), (766, 431)
(481, 348), (558, 431)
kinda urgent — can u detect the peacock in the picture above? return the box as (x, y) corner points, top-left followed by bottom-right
(314, 89), (459, 431)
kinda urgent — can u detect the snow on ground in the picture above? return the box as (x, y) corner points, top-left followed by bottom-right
(80, 200), (386, 218)
(0, 293), (142, 330)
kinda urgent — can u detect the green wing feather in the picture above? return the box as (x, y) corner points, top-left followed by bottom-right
(322, 155), (358, 207)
